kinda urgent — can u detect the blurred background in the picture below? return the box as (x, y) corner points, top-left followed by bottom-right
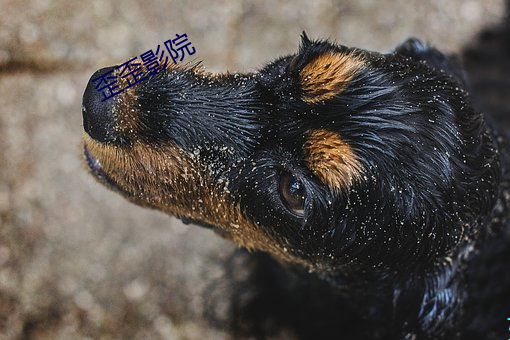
(0, 0), (505, 338)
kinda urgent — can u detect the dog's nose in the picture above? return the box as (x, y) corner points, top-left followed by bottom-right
(82, 66), (119, 143)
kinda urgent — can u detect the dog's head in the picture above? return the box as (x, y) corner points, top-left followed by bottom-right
(82, 34), (499, 274)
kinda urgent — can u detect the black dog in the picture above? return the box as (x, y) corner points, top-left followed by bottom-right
(81, 18), (510, 340)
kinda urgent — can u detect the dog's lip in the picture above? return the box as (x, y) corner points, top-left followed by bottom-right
(84, 144), (103, 174)
(83, 145), (125, 194)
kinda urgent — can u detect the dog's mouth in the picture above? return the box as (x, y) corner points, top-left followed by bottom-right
(84, 144), (222, 231)
(83, 144), (125, 194)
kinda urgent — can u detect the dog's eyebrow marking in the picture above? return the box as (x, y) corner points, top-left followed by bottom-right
(304, 129), (363, 192)
(300, 51), (365, 104)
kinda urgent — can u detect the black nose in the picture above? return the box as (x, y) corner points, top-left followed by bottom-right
(82, 66), (120, 143)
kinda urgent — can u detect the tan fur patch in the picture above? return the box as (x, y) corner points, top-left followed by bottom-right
(83, 134), (311, 269)
(111, 57), (194, 137)
(304, 129), (363, 192)
(300, 51), (364, 104)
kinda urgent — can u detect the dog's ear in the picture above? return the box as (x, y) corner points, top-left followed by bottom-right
(394, 38), (468, 87)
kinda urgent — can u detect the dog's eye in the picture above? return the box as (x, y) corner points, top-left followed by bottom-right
(279, 173), (306, 217)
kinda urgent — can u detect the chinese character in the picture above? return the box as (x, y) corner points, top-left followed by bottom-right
(140, 45), (168, 75)
(164, 33), (196, 64)
(117, 57), (148, 90)
(95, 33), (197, 101)
(91, 68), (124, 102)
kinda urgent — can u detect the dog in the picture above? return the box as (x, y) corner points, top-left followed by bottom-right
(81, 22), (510, 340)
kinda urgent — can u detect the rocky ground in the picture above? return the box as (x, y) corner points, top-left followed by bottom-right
(0, 0), (505, 339)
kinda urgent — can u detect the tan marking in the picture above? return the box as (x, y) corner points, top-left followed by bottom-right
(300, 51), (364, 104)
(83, 133), (311, 269)
(304, 129), (363, 192)
(111, 57), (203, 138)
(112, 82), (139, 138)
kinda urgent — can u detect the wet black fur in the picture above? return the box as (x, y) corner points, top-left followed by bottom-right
(203, 33), (509, 338)
(206, 26), (510, 339)
(84, 5), (510, 340)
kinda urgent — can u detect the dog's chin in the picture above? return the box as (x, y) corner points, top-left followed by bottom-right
(83, 144), (126, 195)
